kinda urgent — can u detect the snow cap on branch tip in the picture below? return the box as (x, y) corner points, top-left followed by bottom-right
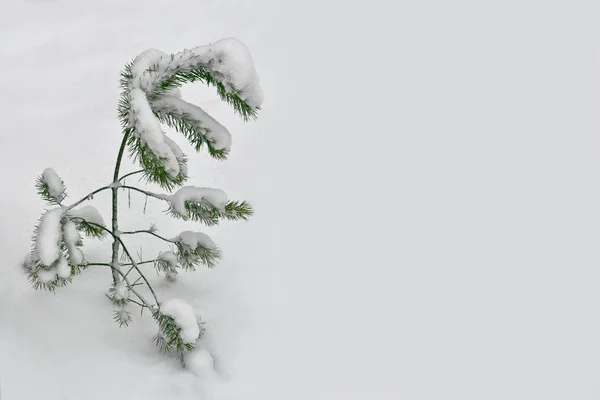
(201, 38), (264, 108)
(162, 134), (188, 177)
(56, 257), (71, 279)
(63, 220), (84, 265)
(160, 299), (200, 343)
(167, 186), (228, 218)
(41, 168), (66, 201)
(129, 88), (181, 178)
(130, 48), (169, 92)
(151, 96), (232, 151)
(114, 281), (129, 300)
(158, 251), (178, 266)
(176, 231), (217, 251)
(130, 38), (263, 108)
(37, 268), (58, 284)
(35, 208), (64, 266)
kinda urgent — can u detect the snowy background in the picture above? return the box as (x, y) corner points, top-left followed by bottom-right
(1, 0), (600, 399)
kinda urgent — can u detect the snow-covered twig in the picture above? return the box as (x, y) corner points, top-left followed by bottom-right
(84, 222), (160, 307)
(90, 263), (155, 312)
(121, 229), (175, 244)
(119, 185), (167, 202)
(122, 259), (158, 267)
(64, 186), (111, 211)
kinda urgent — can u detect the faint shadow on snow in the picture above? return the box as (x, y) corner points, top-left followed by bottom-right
(0, 249), (253, 400)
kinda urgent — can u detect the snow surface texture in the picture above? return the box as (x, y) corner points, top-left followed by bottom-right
(35, 208), (64, 266)
(160, 298), (200, 343)
(41, 168), (65, 201)
(185, 347), (217, 378)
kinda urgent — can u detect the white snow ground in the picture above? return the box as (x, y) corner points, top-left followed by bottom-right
(1, 0), (600, 399)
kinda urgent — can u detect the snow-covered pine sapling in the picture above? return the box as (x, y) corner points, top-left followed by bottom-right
(22, 38), (263, 359)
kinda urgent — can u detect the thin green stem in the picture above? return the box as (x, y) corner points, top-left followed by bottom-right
(122, 259), (158, 267)
(119, 185), (167, 202)
(119, 169), (145, 182)
(121, 230), (175, 244)
(111, 133), (130, 284)
(88, 262), (155, 312)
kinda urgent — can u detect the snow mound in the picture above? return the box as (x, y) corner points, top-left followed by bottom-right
(185, 347), (216, 378)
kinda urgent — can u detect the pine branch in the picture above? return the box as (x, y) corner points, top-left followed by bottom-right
(167, 200), (253, 226)
(174, 240), (221, 270)
(122, 259), (157, 267)
(125, 134), (188, 190)
(35, 174), (67, 205)
(148, 64), (259, 121)
(69, 216), (107, 239)
(152, 103), (228, 160)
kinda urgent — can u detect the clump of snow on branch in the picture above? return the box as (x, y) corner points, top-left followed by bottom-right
(131, 38), (263, 107)
(68, 205), (105, 226)
(37, 268), (58, 284)
(158, 251), (178, 267)
(35, 208), (64, 266)
(165, 186), (228, 218)
(130, 48), (169, 91)
(114, 281), (129, 301)
(175, 231), (217, 251)
(129, 88), (181, 177)
(157, 250), (179, 280)
(123, 38), (263, 175)
(160, 299), (200, 343)
(62, 220), (84, 265)
(203, 38), (264, 107)
(41, 168), (66, 201)
(152, 96), (232, 151)
(56, 256), (71, 279)
(162, 134), (188, 177)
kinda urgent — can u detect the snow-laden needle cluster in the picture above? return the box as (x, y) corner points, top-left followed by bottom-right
(23, 38), (262, 363)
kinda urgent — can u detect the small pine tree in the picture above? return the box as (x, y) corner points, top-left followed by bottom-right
(22, 38), (263, 360)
